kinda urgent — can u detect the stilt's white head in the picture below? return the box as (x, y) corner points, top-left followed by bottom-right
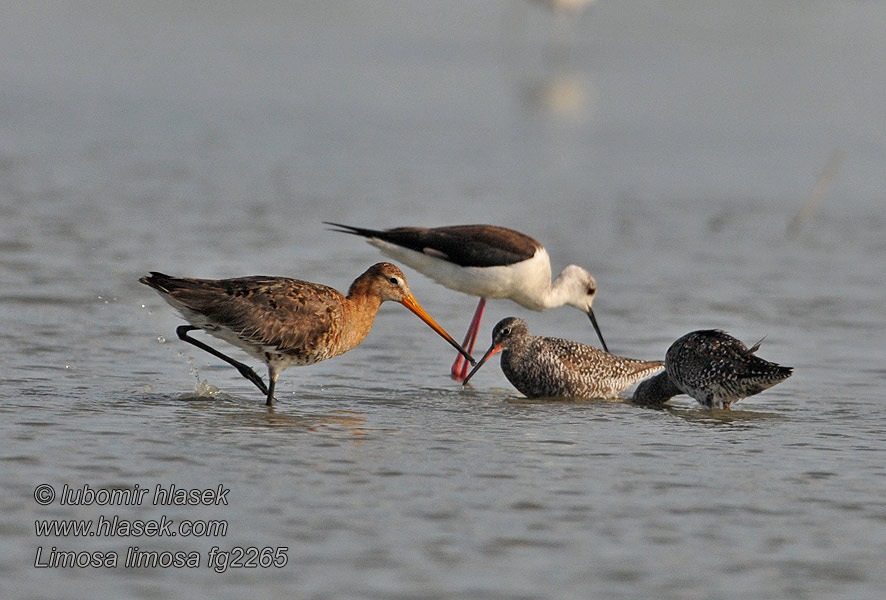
(555, 265), (598, 312)
(553, 265), (608, 352)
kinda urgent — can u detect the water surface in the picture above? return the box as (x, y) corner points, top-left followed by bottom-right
(2, 1), (885, 598)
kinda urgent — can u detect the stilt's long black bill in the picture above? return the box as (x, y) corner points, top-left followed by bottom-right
(462, 343), (502, 385)
(588, 309), (609, 353)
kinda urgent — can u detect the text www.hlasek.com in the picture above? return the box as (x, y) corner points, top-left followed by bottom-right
(36, 515), (228, 538)
(33, 483), (288, 573)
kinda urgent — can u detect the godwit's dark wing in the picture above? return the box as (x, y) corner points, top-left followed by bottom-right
(141, 272), (345, 363)
(325, 223), (540, 268)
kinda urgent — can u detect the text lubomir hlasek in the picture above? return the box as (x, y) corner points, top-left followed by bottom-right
(57, 484), (228, 506)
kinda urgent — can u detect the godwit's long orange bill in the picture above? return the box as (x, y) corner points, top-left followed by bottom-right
(400, 294), (475, 365)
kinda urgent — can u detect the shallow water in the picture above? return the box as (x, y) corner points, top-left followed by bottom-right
(2, 1), (885, 598)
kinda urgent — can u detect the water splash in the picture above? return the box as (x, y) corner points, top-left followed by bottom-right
(194, 379), (221, 397)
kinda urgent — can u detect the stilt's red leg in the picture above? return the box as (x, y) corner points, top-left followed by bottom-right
(451, 298), (486, 381)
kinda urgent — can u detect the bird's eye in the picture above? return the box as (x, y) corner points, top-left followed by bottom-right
(502, 327), (511, 336)
(586, 286), (596, 295)
(388, 277), (399, 285)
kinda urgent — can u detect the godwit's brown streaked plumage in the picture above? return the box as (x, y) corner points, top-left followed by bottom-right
(140, 262), (473, 406)
(463, 317), (661, 400)
(632, 330), (793, 409)
(325, 223), (608, 382)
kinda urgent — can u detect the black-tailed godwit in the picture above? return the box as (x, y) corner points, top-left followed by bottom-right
(140, 263), (473, 406)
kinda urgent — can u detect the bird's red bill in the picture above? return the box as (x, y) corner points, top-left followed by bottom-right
(461, 342), (502, 385)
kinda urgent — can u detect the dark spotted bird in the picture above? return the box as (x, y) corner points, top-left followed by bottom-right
(462, 317), (661, 400)
(326, 223), (608, 381)
(140, 263), (473, 406)
(632, 329), (793, 409)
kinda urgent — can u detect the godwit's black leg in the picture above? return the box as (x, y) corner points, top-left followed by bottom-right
(265, 366), (278, 407)
(175, 325), (269, 395)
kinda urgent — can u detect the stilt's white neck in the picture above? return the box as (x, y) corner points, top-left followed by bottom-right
(537, 264), (596, 312)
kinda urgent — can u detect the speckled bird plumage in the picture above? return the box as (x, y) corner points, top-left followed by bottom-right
(632, 329), (793, 409)
(465, 317), (663, 400)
